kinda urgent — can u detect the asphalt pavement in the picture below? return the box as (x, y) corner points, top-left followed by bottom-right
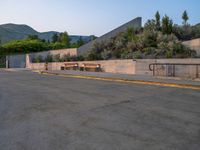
(0, 70), (200, 150)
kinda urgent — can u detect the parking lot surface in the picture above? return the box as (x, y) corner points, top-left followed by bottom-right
(0, 71), (200, 150)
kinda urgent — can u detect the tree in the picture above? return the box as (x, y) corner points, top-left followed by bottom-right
(155, 11), (161, 30)
(27, 35), (39, 40)
(77, 37), (84, 47)
(52, 33), (58, 43)
(162, 15), (173, 34)
(182, 10), (189, 26)
(49, 42), (66, 50)
(144, 19), (156, 31)
(3, 39), (50, 54)
(58, 32), (70, 47)
(41, 39), (46, 43)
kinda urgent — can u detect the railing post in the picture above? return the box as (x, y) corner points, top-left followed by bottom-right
(6, 56), (9, 68)
(45, 63), (48, 71)
(173, 65), (175, 77)
(166, 64), (168, 77)
(196, 65), (199, 78)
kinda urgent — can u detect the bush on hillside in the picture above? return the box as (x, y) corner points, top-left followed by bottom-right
(32, 55), (44, 63)
(3, 39), (50, 54)
(86, 24), (197, 59)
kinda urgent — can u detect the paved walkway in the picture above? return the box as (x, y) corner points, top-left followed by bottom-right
(41, 70), (200, 87)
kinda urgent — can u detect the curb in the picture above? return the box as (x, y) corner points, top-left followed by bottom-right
(0, 69), (17, 72)
(40, 71), (200, 90)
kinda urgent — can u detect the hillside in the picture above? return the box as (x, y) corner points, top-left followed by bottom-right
(0, 23), (93, 44)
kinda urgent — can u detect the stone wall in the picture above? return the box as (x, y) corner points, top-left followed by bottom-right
(183, 38), (200, 57)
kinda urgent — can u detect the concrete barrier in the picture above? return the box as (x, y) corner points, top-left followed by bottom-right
(27, 56), (200, 78)
(29, 59), (136, 75)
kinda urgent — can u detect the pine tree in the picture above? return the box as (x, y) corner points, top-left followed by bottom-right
(182, 10), (189, 26)
(155, 11), (161, 30)
(162, 15), (173, 34)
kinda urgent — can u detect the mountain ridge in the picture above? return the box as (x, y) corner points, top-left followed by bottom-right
(0, 23), (94, 44)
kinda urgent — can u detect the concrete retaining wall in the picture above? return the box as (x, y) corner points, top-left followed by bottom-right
(28, 57), (200, 77)
(29, 59), (136, 74)
(29, 48), (77, 62)
(29, 62), (46, 70)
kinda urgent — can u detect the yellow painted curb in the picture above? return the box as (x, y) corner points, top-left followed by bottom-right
(40, 71), (200, 90)
(32, 70), (41, 73)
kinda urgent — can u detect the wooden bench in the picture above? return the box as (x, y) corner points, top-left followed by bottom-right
(81, 63), (101, 72)
(61, 63), (79, 70)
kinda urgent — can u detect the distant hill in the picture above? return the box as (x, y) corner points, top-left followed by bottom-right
(0, 23), (94, 44)
(195, 23), (200, 27)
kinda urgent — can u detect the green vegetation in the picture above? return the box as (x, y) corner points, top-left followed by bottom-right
(182, 10), (189, 26)
(1, 10), (200, 61)
(86, 11), (198, 60)
(2, 39), (49, 55)
(0, 32), (87, 55)
(32, 54), (85, 63)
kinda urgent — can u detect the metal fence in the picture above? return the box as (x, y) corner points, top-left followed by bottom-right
(149, 63), (200, 78)
(0, 55), (6, 68)
(6, 54), (26, 68)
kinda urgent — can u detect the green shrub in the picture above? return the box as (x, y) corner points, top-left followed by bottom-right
(61, 54), (71, 62)
(45, 54), (53, 63)
(77, 55), (85, 61)
(166, 50), (173, 58)
(86, 51), (103, 61)
(34, 55), (44, 63)
(53, 54), (61, 62)
(3, 39), (49, 54)
(49, 42), (66, 50)
(143, 47), (155, 55)
(133, 51), (143, 59)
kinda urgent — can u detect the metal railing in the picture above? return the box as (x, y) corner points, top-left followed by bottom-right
(0, 55), (6, 68)
(149, 63), (200, 78)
